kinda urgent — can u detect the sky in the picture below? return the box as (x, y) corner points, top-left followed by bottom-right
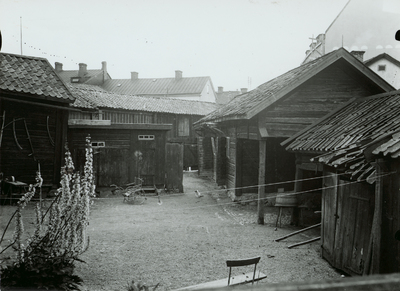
(0, 0), (349, 91)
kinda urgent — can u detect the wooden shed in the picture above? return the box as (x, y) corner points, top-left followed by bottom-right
(0, 53), (74, 191)
(284, 89), (400, 275)
(194, 48), (394, 224)
(67, 84), (217, 191)
(68, 83), (217, 171)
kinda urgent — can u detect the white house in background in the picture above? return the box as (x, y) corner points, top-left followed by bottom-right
(302, 0), (400, 88)
(101, 70), (217, 103)
(324, 0), (400, 61)
(364, 53), (400, 89)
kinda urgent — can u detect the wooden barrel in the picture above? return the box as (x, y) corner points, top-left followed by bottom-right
(275, 191), (298, 207)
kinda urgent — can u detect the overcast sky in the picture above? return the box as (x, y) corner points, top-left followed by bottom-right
(1, 0), (349, 91)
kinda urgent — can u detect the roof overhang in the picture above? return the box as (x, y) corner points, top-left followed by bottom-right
(68, 123), (172, 131)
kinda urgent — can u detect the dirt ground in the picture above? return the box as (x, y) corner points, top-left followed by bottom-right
(1, 172), (342, 291)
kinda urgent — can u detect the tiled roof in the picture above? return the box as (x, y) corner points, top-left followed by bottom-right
(196, 48), (392, 125)
(284, 90), (400, 183)
(0, 53), (74, 102)
(69, 83), (218, 115)
(102, 76), (211, 95)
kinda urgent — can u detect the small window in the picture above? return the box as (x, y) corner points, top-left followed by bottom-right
(178, 116), (190, 136)
(70, 77), (80, 83)
(378, 65), (386, 71)
(92, 141), (105, 148)
(138, 135), (155, 140)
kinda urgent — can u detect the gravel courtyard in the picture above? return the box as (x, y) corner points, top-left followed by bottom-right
(0, 172), (341, 291)
(73, 172), (341, 291)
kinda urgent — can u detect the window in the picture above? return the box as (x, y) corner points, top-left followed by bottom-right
(138, 135), (155, 140)
(178, 116), (190, 136)
(92, 141), (105, 148)
(378, 65), (386, 71)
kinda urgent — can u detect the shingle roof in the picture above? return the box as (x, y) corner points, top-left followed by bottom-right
(284, 90), (400, 183)
(0, 53), (74, 102)
(285, 90), (400, 153)
(196, 48), (393, 125)
(69, 83), (218, 115)
(102, 76), (211, 96)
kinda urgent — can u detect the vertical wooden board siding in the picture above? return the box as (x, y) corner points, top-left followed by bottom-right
(381, 162), (400, 273)
(237, 139), (259, 194)
(336, 180), (374, 275)
(98, 148), (130, 186)
(166, 143), (183, 192)
(321, 170), (338, 266)
(226, 138), (237, 191)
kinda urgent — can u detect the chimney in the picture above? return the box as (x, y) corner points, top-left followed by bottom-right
(55, 62), (63, 72)
(240, 88), (248, 94)
(78, 63), (87, 78)
(350, 51), (365, 62)
(131, 72), (139, 80)
(218, 86), (223, 93)
(102, 61), (107, 72)
(175, 70), (182, 80)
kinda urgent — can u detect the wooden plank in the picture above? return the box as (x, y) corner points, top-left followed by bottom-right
(258, 140), (266, 225)
(68, 119), (111, 126)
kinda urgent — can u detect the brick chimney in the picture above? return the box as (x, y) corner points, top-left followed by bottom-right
(55, 62), (63, 72)
(102, 61), (107, 72)
(78, 63), (87, 78)
(350, 51), (365, 62)
(240, 88), (248, 94)
(175, 70), (182, 80)
(218, 86), (223, 93)
(131, 72), (139, 80)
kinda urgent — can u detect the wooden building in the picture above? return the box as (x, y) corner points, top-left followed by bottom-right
(284, 90), (400, 275)
(68, 83), (217, 191)
(194, 48), (394, 224)
(0, 53), (75, 188)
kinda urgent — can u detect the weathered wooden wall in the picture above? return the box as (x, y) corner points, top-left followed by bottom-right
(262, 63), (384, 137)
(381, 159), (400, 274)
(322, 168), (375, 276)
(72, 110), (201, 169)
(69, 128), (167, 187)
(166, 143), (184, 192)
(1, 99), (67, 187)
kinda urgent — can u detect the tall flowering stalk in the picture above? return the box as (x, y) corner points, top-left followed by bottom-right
(0, 136), (94, 290)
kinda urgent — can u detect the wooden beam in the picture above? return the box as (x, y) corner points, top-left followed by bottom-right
(257, 139), (266, 225)
(364, 159), (384, 275)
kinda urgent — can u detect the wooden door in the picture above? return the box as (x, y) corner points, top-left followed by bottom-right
(97, 148), (130, 187)
(131, 139), (156, 186)
(321, 171), (338, 266)
(165, 143), (183, 192)
(336, 180), (374, 275)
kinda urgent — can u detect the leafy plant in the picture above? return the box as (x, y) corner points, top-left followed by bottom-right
(0, 135), (95, 290)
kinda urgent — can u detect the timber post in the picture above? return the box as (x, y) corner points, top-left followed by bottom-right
(258, 139), (266, 225)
